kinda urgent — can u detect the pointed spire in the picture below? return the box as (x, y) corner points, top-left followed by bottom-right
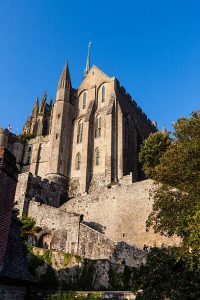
(30, 97), (39, 117)
(57, 60), (71, 90)
(39, 90), (47, 113)
(84, 41), (92, 77)
(35, 96), (39, 105)
(42, 90), (47, 102)
(49, 96), (53, 107)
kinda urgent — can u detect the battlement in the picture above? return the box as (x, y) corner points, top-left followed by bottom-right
(116, 81), (156, 132)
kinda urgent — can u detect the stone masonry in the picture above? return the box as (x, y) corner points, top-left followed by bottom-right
(4, 59), (157, 205)
(2, 56), (177, 276)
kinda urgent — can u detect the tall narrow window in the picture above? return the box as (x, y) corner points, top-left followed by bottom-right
(95, 116), (102, 138)
(77, 121), (83, 143)
(83, 92), (87, 109)
(102, 86), (105, 102)
(95, 148), (100, 165)
(76, 153), (81, 170)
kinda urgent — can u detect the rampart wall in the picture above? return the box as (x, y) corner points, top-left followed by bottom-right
(28, 201), (81, 254)
(15, 172), (65, 214)
(63, 178), (180, 249)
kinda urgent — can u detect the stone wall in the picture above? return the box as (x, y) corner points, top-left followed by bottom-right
(78, 223), (145, 267)
(15, 172), (67, 215)
(78, 223), (115, 260)
(28, 201), (81, 254)
(26, 199), (145, 267)
(63, 179), (180, 250)
(27, 246), (142, 293)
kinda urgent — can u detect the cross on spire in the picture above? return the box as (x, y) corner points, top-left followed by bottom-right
(84, 41), (92, 77)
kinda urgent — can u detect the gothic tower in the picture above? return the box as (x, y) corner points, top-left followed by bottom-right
(46, 62), (74, 194)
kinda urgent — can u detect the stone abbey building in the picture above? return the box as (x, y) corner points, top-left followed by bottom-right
(1, 52), (180, 294)
(1, 58), (155, 205)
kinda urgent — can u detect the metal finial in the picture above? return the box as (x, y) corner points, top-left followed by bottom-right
(84, 41), (92, 77)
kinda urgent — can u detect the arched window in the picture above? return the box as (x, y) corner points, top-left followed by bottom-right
(83, 91), (87, 109)
(95, 116), (102, 138)
(77, 120), (83, 143)
(76, 153), (81, 170)
(102, 86), (105, 102)
(95, 148), (100, 166)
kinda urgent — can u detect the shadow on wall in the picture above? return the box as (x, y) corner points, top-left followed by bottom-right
(16, 173), (69, 216)
(82, 221), (106, 234)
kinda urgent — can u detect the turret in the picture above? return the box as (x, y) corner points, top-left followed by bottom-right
(46, 61), (75, 202)
(22, 97), (39, 135)
(30, 97), (39, 117)
(39, 90), (47, 114)
(56, 62), (71, 98)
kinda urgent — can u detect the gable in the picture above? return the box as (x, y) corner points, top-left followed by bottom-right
(78, 65), (114, 94)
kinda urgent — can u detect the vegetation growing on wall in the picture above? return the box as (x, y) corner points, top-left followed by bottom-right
(63, 253), (73, 266)
(74, 259), (96, 290)
(19, 132), (36, 141)
(20, 214), (41, 238)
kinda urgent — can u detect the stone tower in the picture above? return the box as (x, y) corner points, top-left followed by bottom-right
(46, 62), (74, 194)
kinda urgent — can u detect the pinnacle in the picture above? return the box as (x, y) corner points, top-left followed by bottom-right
(58, 60), (71, 89)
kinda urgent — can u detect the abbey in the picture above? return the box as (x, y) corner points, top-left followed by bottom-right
(0, 53), (180, 292)
(0, 54), (156, 206)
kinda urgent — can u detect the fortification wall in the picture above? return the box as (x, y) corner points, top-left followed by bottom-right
(62, 179), (180, 249)
(28, 201), (81, 254)
(26, 201), (145, 266)
(78, 223), (114, 260)
(15, 172), (66, 214)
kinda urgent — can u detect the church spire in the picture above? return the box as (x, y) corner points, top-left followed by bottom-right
(57, 60), (71, 90)
(30, 97), (39, 117)
(39, 90), (47, 113)
(84, 41), (92, 77)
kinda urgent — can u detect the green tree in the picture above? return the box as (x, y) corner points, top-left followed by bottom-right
(131, 247), (200, 300)
(136, 111), (200, 299)
(139, 131), (171, 178)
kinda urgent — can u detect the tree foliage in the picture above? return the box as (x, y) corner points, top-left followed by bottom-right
(136, 111), (200, 298)
(139, 131), (171, 178)
(132, 247), (200, 300)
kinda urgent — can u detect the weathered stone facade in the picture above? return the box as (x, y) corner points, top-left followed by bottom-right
(0, 58), (182, 298)
(3, 61), (156, 204)
(63, 178), (180, 249)
(22, 177), (179, 260)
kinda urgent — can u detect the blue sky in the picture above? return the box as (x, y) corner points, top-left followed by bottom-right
(0, 0), (199, 133)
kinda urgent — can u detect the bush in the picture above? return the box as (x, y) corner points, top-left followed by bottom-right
(19, 132), (36, 141)
(45, 292), (102, 300)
